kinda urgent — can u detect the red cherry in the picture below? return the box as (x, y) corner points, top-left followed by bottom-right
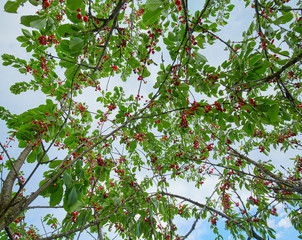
(77, 13), (82, 20)
(76, 8), (81, 12)
(83, 16), (88, 22)
(175, 0), (181, 6)
(44, 1), (50, 8)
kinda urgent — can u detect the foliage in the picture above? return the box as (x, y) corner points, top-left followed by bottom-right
(1, 0), (302, 239)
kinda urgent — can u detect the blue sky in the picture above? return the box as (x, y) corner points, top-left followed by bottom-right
(0, 0), (301, 239)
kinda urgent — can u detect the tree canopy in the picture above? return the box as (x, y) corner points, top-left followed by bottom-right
(1, 0), (302, 239)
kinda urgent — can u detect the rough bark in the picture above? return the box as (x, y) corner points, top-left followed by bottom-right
(0, 144), (33, 230)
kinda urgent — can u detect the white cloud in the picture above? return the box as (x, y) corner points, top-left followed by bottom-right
(267, 217), (292, 240)
(278, 217), (292, 229)
(268, 219), (277, 229)
(276, 232), (282, 239)
(278, 206), (287, 218)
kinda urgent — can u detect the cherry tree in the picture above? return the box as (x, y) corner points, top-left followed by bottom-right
(1, 0), (302, 239)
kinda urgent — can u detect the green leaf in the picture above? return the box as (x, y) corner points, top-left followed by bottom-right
(194, 52), (208, 63)
(275, 12), (293, 25)
(218, 116), (226, 130)
(22, 29), (31, 38)
(15, 129), (34, 140)
(46, 98), (54, 106)
(129, 140), (137, 152)
(69, 200), (84, 212)
(168, 32), (175, 41)
(146, 0), (162, 11)
(178, 83), (189, 91)
(159, 203), (165, 216)
(163, 37), (174, 46)
(267, 104), (279, 123)
(281, 12), (293, 24)
(29, 0), (39, 6)
(57, 24), (81, 38)
(281, 108), (291, 121)
(113, 196), (121, 205)
(18, 140), (27, 148)
(20, 15), (40, 27)
(64, 65), (79, 80)
(128, 57), (140, 69)
(69, 37), (83, 54)
(17, 36), (28, 42)
(252, 62), (267, 75)
(249, 54), (262, 66)
(77, 211), (87, 226)
(26, 45), (33, 52)
(2, 54), (15, 61)
(75, 160), (84, 176)
(138, 20), (148, 30)
(227, 4), (235, 11)
(42, 154), (49, 163)
(49, 160), (62, 169)
(143, 8), (162, 25)
(67, 0), (83, 10)
(162, 120), (170, 129)
(257, 104), (270, 112)
(63, 172), (72, 187)
(27, 150), (36, 163)
(294, 26), (302, 34)
(46, 17), (55, 29)
(142, 68), (151, 77)
(30, 18), (47, 30)
(59, 39), (70, 54)
(50, 184), (63, 207)
(247, 21), (255, 36)
(243, 122), (253, 136)
(67, 187), (78, 207)
(280, 51), (289, 57)
(4, 0), (22, 13)
(40, 180), (50, 198)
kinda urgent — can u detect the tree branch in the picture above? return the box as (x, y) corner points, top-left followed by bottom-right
(229, 151), (298, 191)
(235, 51), (302, 90)
(5, 226), (16, 240)
(0, 142), (33, 212)
(161, 192), (264, 240)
